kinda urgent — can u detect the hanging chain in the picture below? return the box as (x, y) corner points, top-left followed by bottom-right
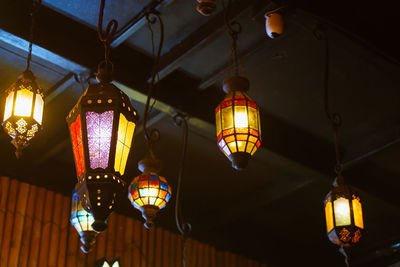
(222, 0), (243, 77)
(26, 0), (42, 71)
(173, 113), (192, 267)
(314, 26), (344, 181)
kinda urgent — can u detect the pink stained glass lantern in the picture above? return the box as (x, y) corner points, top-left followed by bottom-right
(66, 82), (139, 232)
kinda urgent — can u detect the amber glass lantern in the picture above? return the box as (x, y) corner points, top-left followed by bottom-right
(66, 74), (139, 232)
(324, 177), (364, 247)
(215, 76), (261, 170)
(71, 188), (99, 253)
(2, 70), (44, 158)
(128, 152), (172, 228)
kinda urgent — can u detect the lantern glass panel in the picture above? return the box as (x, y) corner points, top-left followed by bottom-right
(334, 197), (351, 226)
(325, 200), (334, 232)
(115, 113), (135, 175)
(4, 91), (14, 122)
(234, 105), (248, 128)
(237, 141), (246, 152)
(222, 106), (233, 130)
(70, 115), (85, 176)
(86, 111), (114, 169)
(246, 143), (255, 154)
(14, 88), (33, 117)
(33, 94), (44, 124)
(352, 198), (364, 229)
(71, 194), (95, 234)
(248, 106), (258, 130)
(228, 141), (237, 153)
(216, 109), (221, 136)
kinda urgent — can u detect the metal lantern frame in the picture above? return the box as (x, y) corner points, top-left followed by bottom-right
(67, 82), (139, 232)
(2, 70), (44, 157)
(71, 188), (98, 253)
(215, 76), (262, 170)
(324, 182), (364, 247)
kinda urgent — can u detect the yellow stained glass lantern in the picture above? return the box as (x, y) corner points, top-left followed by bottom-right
(324, 177), (364, 247)
(215, 76), (261, 170)
(128, 153), (172, 228)
(71, 188), (99, 253)
(66, 72), (139, 232)
(2, 70), (44, 158)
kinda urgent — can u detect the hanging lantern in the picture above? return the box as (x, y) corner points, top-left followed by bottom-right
(215, 76), (261, 170)
(265, 12), (284, 39)
(196, 0), (216, 16)
(128, 152), (172, 228)
(2, 70), (44, 158)
(324, 177), (364, 247)
(71, 188), (99, 253)
(66, 65), (139, 232)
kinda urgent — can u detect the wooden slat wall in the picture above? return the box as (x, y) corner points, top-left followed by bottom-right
(0, 177), (268, 267)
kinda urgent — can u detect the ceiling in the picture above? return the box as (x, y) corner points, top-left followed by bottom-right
(0, 0), (399, 266)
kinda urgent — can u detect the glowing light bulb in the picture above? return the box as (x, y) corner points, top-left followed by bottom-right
(334, 197), (351, 226)
(234, 106), (248, 128)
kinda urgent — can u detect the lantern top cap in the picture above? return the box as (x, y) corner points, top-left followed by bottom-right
(20, 69), (36, 82)
(96, 61), (114, 84)
(138, 156), (162, 174)
(223, 76), (249, 94)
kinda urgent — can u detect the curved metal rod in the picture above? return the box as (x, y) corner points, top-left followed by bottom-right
(222, 0), (243, 76)
(98, 0), (118, 64)
(143, 12), (164, 145)
(173, 113), (192, 267)
(314, 26), (344, 178)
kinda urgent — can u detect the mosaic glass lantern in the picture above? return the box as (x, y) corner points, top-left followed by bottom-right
(66, 79), (139, 232)
(128, 153), (172, 228)
(71, 188), (98, 253)
(215, 76), (261, 170)
(2, 70), (44, 158)
(324, 177), (364, 247)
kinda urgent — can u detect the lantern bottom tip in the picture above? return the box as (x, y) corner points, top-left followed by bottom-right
(91, 220), (107, 232)
(229, 152), (250, 171)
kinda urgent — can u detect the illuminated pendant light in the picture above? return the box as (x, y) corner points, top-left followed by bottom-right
(324, 176), (364, 248)
(71, 187), (99, 253)
(128, 150), (171, 228)
(66, 0), (139, 232)
(317, 27), (364, 267)
(2, 0), (44, 158)
(216, 0), (261, 170)
(216, 76), (261, 170)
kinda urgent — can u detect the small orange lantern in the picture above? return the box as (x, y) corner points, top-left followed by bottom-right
(324, 177), (364, 247)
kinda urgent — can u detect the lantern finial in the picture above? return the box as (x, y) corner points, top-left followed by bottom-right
(80, 231), (98, 253)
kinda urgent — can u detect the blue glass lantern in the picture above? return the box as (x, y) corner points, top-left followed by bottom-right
(71, 188), (99, 253)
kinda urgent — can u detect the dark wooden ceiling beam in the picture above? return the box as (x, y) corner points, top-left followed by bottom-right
(2, 0), (398, 210)
(45, 73), (76, 103)
(153, 0), (272, 82)
(0, 0), (337, 177)
(198, 38), (268, 90)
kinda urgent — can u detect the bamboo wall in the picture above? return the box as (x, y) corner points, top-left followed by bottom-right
(0, 177), (267, 267)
